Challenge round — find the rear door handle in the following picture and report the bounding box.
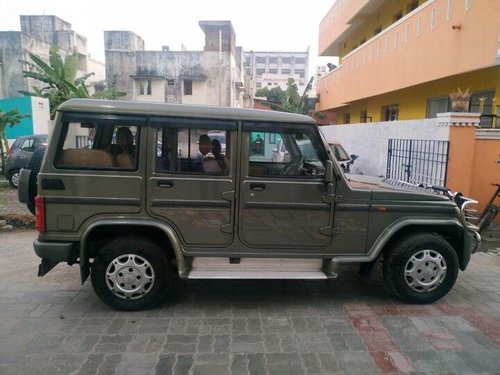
[250,183,266,191]
[157,180,174,188]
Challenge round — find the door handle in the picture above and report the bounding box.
[157,180,174,188]
[250,183,266,191]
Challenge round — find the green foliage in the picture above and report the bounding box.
[20,46,125,118]
[260,77,324,120]
[0,108,30,172]
[255,86,286,102]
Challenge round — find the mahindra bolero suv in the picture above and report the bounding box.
[18,99,481,311]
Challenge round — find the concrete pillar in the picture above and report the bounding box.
[437,112,480,195]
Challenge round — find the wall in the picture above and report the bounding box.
[320,117,447,176]
[317,0,500,112]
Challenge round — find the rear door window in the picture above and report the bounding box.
[55,113,145,170]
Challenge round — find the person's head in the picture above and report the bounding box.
[211,139,222,157]
[116,127,134,148]
[198,134,212,155]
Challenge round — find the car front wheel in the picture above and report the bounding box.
[383,233,459,304]
[91,236,172,311]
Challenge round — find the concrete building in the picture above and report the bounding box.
[317,0,500,126]
[0,15,105,99]
[104,21,247,108]
[244,49,310,100]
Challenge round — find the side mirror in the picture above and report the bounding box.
[350,154,359,161]
[325,160,334,183]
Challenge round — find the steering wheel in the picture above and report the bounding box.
[282,155,305,176]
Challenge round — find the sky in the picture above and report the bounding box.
[2,0,337,73]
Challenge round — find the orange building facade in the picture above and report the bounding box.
[317,0,500,125]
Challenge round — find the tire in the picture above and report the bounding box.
[25,147,46,215]
[91,236,172,311]
[383,233,459,304]
[8,169,20,189]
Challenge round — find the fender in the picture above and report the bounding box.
[80,218,187,283]
[332,217,466,263]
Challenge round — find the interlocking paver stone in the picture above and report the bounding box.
[1,229,500,374]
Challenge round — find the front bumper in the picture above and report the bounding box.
[461,229,481,270]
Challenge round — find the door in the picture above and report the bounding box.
[147,117,237,247]
[238,122,334,250]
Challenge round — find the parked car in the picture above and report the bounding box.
[19,99,481,311]
[5,134,48,188]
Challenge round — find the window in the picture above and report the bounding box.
[256,82,262,88]
[20,138,36,152]
[256,68,265,76]
[281,68,291,74]
[282,57,292,64]
[360,110,368,123]
[268,57,278,64]
[153,118,235,175]
[295,57,306,64]
[427,97,450,118]
[295,69,305,78]
[167,79,175,86]
[256,56,266,64]
[55,114,142,170]
[470,90,495,127]
[269,69,278,74]
[183,80,193,95]
[245,126,326,178]
[138,80,152,96]
[382,104,399,121]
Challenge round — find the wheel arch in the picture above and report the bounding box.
[80,219,187,284]
[375,219,468,270]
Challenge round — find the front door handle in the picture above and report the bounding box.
[250,183,266,191]
[157,180,174,188]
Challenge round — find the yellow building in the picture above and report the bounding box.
[317,0,500,126]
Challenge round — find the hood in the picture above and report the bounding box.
[345,175,450,202]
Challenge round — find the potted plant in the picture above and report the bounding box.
[449,88,471,112]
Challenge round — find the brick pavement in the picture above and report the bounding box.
[0,230,499,374]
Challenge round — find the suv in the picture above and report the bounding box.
[19,99,481,311]
[5,134,48,188]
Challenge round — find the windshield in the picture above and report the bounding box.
[329,143,350,161]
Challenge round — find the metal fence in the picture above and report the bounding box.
[386,139,450,187]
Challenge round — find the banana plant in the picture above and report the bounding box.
[0,108,30,172]
[261,76,325,120]
[20,46,125,118]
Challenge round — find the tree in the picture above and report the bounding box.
[20,46,125,118]
[260,77,324,120]
[0,108,30,173]
[255,86,286,102]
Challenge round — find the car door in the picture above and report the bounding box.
[147,117,237,248]
[238,122,335,251]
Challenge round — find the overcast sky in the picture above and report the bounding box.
[2,0,336,72]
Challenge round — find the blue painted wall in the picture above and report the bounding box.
[0,97,34,139]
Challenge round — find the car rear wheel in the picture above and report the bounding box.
[91,236,172,311]
[8,169,20,188]
[383,233,459,304]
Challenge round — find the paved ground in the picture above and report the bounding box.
[0,230,500,375]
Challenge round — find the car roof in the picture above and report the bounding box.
[58,99,316,124]
[17,134,48,140]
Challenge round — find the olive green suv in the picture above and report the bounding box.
[18,99,481,311]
